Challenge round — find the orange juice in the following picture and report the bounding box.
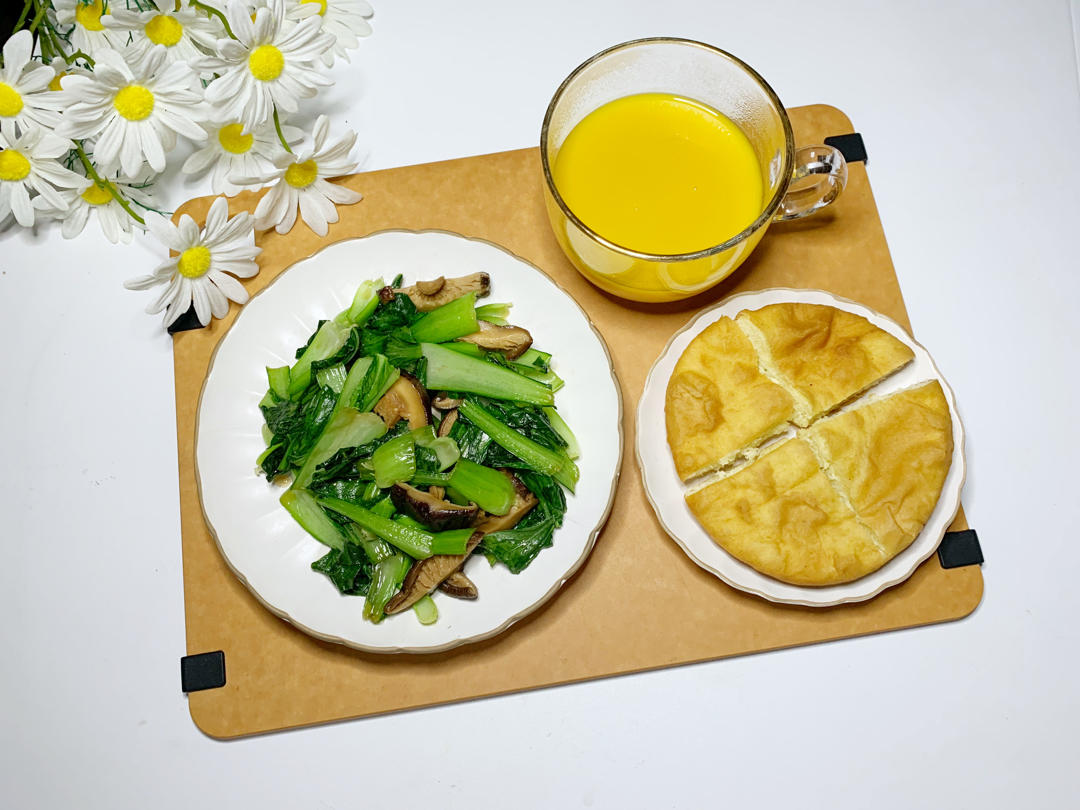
[551,93,764,256]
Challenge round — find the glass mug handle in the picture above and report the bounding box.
[774,145,848,221]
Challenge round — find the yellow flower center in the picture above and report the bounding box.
[49,72,67,92]
[248,45,285,82]
[302,0,329,15]
[81,182,114,206]
[285,159,318,188]
[114,85,155,121]
[0,149,31,182]
[145,14,184,47]
[177,245,213,279]
[75,0,106,32]
[0,83,24,117]
[217,123,254,154]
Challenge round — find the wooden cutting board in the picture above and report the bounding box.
[172,104,982,738]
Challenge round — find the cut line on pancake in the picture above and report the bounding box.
[682,367,931,497]
[735,304,916,428]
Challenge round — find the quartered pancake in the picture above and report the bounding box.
[685,437,887,586]
[736,303,915,425]
[665,316,795,482]
[806,380,953,559]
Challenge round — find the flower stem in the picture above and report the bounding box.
[73,142,147,227]
[64,49,95,67]
[190,1,235,39]
[13,0,34,33]
[273,107,293,154]
[28,1,48,34]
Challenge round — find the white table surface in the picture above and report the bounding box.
[3,1,1079,807]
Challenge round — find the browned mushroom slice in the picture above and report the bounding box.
[373,372,430,429]
[393,272,491,311]
[390,482,478,531]
[432,394,464,411]
[474,470,538,533]
[458,320,534,360]
[384,531,484,615]
[438,570,478,599]
[436,408,458,438]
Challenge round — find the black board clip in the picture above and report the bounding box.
[938,529,984,569]
[181,650,226,693]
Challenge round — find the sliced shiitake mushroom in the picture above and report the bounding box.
[432,394,464,411]
[438,570,478,600]
[384,531,484,615]
[436,408,458,438]
[390,482,478,531]
[374,372,430,429]
[458,320,533,360]
[474,470,538,533]
[393,272,491,311]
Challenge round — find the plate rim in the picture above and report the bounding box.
[635,286,967,607]
[193,228,624,654]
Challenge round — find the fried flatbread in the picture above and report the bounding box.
[685,438,887,586]
[665,316,795,482]
[737,303,914,425]
[806,380,953,558]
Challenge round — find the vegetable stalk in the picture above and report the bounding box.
[422,342,554,406]
[410,292,478,343]
[447,458,516,515]
[458,399,578,491]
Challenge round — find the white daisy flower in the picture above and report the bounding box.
[59,45,207,177]
[182,117,302,197]
[125,196,262,328]
[34,174,158,244]
[235,114,362,236]
[48,63,93,94]
[286,0,374,65]
[52,0,121,58]
[0,126,88,227]
[0,31,64,138]
[192,0,334,128]
[102,6,221,71]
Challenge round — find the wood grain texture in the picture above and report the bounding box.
[172,105,982,738]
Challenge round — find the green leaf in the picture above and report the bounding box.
[480,517,559,574]
[457,399,578,491]
[289,319,352,398]
[311,543,372,595]
[371,431,416,488]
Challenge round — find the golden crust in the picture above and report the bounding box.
[737,303,914,424]
[685,438,886,586]
[665,317,795,482]
[807,381,953,557]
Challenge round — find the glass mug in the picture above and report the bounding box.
[541,38,848,303]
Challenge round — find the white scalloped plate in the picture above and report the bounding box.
[195,231,623,653]
[636,288,966,607]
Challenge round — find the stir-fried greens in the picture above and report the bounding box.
[257,273,579,624]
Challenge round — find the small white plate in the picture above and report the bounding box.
[636,288,966,607]
[196,230,623,653]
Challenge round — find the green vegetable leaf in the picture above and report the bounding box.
[310,326,360,372]
[480,516,560,574]
[367,290,422,333]
[311,543,373,595]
